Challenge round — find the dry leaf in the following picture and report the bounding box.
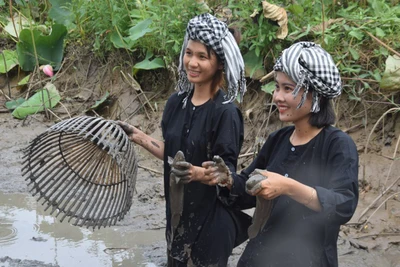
[261,1,288,39]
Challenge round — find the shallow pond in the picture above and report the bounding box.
[0,192,164,267]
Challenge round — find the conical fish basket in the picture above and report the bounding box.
[21,116,138,229]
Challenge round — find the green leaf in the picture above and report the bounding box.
[127,19,153,42]
[110,31,136,50]
[348,94,361,102]
[261,81,275,95]
[362,82,371,89]
[14,0,25,5]
[16,24,67,71]
[380,55,400,91]
[341,66,361,74]
[5,98,25,110]
[133,51,165,71]
[90,91,110,109]
[375,27,385,38]
[0,50,19,73]
[348,47,360,61]
[379,47,389,56]
[288,25,311,41]
[372,71,381,82]
[323,35,335,46]
[348,30,364,40]
[18,74,31,85]
[288,4,304,15]
[48,0,75,30]
[12,83,61,119]
[243,50,265,79]
[4,16,31,38]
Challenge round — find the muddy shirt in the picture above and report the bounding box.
[231,125,359,267]
[161,89,244,264]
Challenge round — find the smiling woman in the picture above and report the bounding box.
[117,13,250,267]
[205,41,359,267]
[183,40,223,101]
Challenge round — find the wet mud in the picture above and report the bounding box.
[0,112,400,266]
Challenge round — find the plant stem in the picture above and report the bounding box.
[9,0,19,40]
[28,2,50,119]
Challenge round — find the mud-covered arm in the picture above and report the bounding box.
[118,121,164,160]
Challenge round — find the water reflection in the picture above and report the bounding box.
[0,192,164,266]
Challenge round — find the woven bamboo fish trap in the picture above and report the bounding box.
[21,116,138,229]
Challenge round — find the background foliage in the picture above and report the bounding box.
[1,0,400,109]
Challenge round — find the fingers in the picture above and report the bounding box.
[213,155,222,163]
[246,182,263,195]
[174,161,192,169]
[171,167,191,177]
[116,121,135,135]
[201,170,220,186]
[171,161,193,184]
[250,168,268,177]
[203,166,218,177]
[205,176,220,186]
[213,155,229,170]
[202,161,215,168]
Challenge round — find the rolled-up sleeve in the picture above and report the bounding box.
[315,134,359,224]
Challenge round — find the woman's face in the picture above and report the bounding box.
[183,40,222,89]
[273,71,312,124]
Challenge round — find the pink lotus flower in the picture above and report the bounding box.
[40,65,54,77]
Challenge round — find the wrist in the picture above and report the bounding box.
[283,177,294,196]
[192,166,204,181]
[132,130,145,143]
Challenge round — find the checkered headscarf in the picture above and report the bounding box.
[177,13,246,108]
[273,42,342,113]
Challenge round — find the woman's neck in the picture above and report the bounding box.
[290,123,323,146]
[192,86,216,106]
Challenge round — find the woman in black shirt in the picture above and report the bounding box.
[119,13,249,266]
[204,41,359,267]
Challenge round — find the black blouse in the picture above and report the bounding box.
[161,89,244,262]
[232,125,359,267]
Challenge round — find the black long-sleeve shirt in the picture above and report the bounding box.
[161,89,245,264]
[232,125,359,267]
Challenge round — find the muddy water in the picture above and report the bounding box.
[1,113,400,266]
[0,191,164,266]
[0,114,167,266]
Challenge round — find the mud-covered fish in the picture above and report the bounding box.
[167,150,186,241]
[246,169,274,239]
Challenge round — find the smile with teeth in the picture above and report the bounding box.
[277,105,289,113]
[188,70,200,77]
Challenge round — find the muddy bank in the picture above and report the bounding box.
[0,111,399,266]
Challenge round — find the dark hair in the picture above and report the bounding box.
[208,26,241,97]
[205,45,224,96]
[309,95,336,128]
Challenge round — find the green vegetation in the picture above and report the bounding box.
[1,0,400,117]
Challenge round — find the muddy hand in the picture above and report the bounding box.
[116,121,140,142]
[169,151,193,184]
[171,161,193,184]
[212,156,233,187]
[246,169,268,195]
